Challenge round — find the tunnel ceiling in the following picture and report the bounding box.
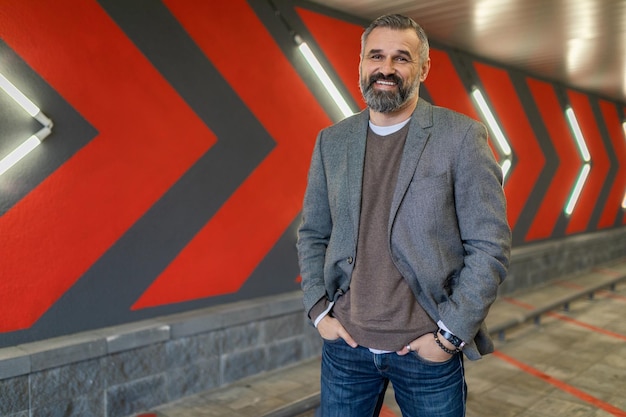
[306,0,626,104]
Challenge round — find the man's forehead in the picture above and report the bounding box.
[363,27,420,52]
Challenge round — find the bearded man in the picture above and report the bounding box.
[297,14,511,417]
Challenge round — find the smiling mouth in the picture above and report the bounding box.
[369,73,401,88]
[375,80,397,87]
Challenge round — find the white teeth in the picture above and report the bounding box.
[376,80,395,86]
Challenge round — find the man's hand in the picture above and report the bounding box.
[396,331,455,362]
[317,315,358,348]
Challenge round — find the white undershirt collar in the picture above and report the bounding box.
[369,117,411,136]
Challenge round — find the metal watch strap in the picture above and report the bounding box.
[438,328,464,349]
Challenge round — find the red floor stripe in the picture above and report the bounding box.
[554,281,589,290]
[502,297,626,341]
[501,297,539,310]
[493,351,626,416]
[595,264,626,278]
[379,404,399,417]
[552,313,626,340]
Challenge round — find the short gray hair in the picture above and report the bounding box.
[361,14,429,64]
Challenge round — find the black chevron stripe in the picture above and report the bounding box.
[13,0,277,342]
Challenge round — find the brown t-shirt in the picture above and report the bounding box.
[331,123,436,351]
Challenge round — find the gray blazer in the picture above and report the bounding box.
[297,99,511,360]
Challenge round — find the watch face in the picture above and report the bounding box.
[440,329,462,347]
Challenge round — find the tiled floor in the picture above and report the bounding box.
[150,260,626,417]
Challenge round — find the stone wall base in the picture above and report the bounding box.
[1,228,624,417]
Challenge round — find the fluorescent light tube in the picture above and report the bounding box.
[565,107,591,162]
[471,88,512,156]
[296,37,354,119]
[0,136,41,176]
[565,163,591,215]
[0,73,40,117]
[0,72,54,176]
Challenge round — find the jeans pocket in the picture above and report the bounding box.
[411,351,458,366]
[322,337,345,345]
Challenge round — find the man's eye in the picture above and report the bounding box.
[395,57,409,62]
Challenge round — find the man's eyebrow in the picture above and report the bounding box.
[366,48,413,57]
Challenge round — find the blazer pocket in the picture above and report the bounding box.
[405,172,451,219]
[395,172,457,272]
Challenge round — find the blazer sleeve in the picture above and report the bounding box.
[296,132,332,316]
[439,121,512,344]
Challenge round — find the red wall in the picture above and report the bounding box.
[0,0,624,346]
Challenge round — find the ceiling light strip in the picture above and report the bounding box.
[565,163,591,216]
[500,158,512,181]
[563,107,591,216]
[565,107,591,162]
[0,72,53,176]
[295,36,354,119]
[0,73,39,116]
[471,88,512,156]
[470,87,513,182]
[0,136,42,176]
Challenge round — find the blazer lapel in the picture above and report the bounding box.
[389,100,433,229]
[347,111,369,235]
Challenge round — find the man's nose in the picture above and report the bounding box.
[379,57,396,75]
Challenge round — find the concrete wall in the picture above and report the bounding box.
[1,228,624,417]
[501,228,626,295]
[0,294,321,417]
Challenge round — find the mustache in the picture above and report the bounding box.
[368,72,402,87]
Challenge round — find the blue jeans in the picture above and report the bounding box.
[320,338,466,417]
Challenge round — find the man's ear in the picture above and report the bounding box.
[419,57,431,82]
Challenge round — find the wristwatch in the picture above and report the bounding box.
[438,328,465,350]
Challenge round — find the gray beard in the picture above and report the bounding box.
[361,75,418,113]
[363,88,407,113]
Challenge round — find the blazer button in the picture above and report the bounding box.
[347,257,353,264]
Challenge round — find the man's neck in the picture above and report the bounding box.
[368,98,418,127]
